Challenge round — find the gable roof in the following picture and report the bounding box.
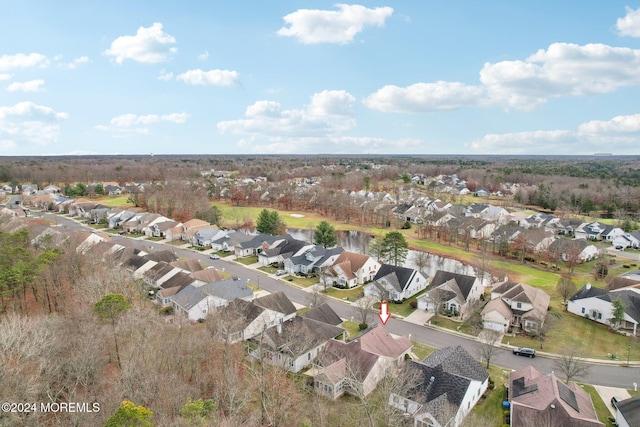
[617,395,640,427]
[569,283,607,302]
[422,345,489,383]
[255,316,343,355]
[430,270,477,300]
[331,251,373,274]
[509,365,603,427]
[200,277,253,301]
[356,324,412,359]
[254,291,297,316]
[373,263,418,293]
[300,302,343,326]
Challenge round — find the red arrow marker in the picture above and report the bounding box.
[378,301,390,325]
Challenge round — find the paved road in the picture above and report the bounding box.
[44,213,640,389]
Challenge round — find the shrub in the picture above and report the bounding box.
[160,306,173,315]
[359,323,368,330]
[409,300,418,309]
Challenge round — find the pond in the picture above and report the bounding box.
[286,228,493,285]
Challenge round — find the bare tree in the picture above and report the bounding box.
[537,311,561,350]
[307,284,325,308]
[477,329,502,369]
[425,287,451,319]
[556,275,576,307]
[554,346,591,383]
[410,250,430,274]
[354,296,376,327]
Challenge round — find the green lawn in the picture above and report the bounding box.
[505,304,640,360]
[374,289,428,317]
[341,320,362,340]
[322,286,364,302]
[94,195,133,207]
[235,255,258,265]
[581,384,617,427]
[411,340,436,360]
[258,265,278,274]
[471,364,511,427]
[282,275,318,288]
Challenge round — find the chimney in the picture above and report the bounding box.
[277,323,282,334]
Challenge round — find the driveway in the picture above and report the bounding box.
[594,385,631,417]
[404,308,433,326]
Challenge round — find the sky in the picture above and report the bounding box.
[2,1,640,156]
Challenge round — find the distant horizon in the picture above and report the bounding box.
[2,2,640,156]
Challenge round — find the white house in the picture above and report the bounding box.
[417,271,483,316]
[390,345,489,427]
[481,281,550,333]
[364,264,428,302]
[324,251,380,289]
[567,283,640,336]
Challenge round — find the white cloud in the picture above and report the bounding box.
[158,69,173,80]
[471,113,640,154]
[0,74,11,81]
[481,43,640,109]
[0,53,49,71]
[59,56,90,69]
[277,4,393,44]
[617,7,640,37]
[0,102,68,150]
[97,112,188,137]
[176,69,239,86]
[241,135,421,155]
[578,113,640,135]
[363,81,485,113]
[218,89,356,137]
[110,112,189,127]
[104,22,177,64]
[7,79,45,92]
[198,50,209,60]
[366,42,640,113]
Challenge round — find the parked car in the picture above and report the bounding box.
[512,347,536,358]
[275,269,287,276]
[209,254,220,260]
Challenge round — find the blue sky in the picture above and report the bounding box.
[1,1,640,156]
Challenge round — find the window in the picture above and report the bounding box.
[516,302,522,309]
[598,312,602,320]
[581,307,586,314]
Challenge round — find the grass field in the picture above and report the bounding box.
[581,384,617,427]
[505,302,639,361]
[323,286,363,302]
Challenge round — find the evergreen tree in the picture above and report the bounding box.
[256,209,286,235]
[314,221,337,248]
[381,231,409,266]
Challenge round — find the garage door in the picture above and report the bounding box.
[483,321,505,332]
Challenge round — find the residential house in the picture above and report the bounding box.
[283,245,344,276]
[253,291,297,322]
[234,234,282,258]
[612,232,640,250]
[324,251,380,289]
[567,283,640,335]
[364,263,428,302]
[313,325,412,399]
[220,298,286,343]
[180,218,211,242]
[211,231,253,252]
[150,220,181,238]
[509,366,603,427]
[390,345,489,427]
[547,238,600,265]
[250,316,344,373]
[258,235,312,266]
[481,281,550,333]
[615,395,640,427]
[191,227,225,247]
[108,209,137,230]
[171,277,253,321]
[299,303,343,326]
[575,221,625,242]
[418,270,483,315]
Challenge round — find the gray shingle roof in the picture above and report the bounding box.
[430,270,477,300]
[200,277,253,301]
[300,303,343,326]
